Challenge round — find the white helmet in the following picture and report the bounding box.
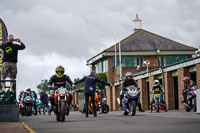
[153,80,159,86]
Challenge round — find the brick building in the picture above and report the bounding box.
[73,15,197,111]
[110,56,200,111]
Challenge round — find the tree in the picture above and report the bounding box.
[96,73,108,98]
[37,79,49,93]
[74,78,85,89]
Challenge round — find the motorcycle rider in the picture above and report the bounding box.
[18,90,24,113]
[120,72,145,112]
[31,90,38,115]
[22,88,35,111]
[18,90,24,103]
[149,80,167,113]
[182,76,190,103]
[48,65,73,113]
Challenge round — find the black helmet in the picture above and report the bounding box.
[26,88,31,93]
[125,72,133,78]
[56,65,65,77]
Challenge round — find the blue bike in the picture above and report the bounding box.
[122,85,140,116]
[184,86,197,112]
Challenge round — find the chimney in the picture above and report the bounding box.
[133,14,142,32]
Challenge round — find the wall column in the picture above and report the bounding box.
[178,67,189,109]
[164,72,173,110]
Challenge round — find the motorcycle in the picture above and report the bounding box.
[99,97,109,114]
[152,93,162,112]
[23,95,34,116]
[183,86,197,112]
[122,85,140,116]
[82,91,109,114]
[53,87,69,122]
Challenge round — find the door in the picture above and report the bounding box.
[173,76,179,110]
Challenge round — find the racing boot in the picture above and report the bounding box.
[94,111,97,117]
[149,105,153,113]
[138,102,145,112]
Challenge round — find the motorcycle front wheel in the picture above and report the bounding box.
[60,102,66,122]
[130,101,136,116]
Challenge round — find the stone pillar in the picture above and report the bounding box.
[164,72,173,110]
[72,92,75,105]
[196,64,200,88]
[75,91,79,105]
[106,87,112,111]
[138,78,148,110]
[112,86,120,111]
[178,67,189,109]
[107,56,114,83]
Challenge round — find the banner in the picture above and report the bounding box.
[0,18,8,72]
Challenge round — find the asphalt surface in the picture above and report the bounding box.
[20,110,200,133]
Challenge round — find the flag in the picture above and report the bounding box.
[0,18,8,72]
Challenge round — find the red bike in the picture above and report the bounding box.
[54,87,69,122]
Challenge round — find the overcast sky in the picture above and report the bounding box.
[0,0,200,95]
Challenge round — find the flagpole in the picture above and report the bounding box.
[115,37,117,68]
[119,40,122,79]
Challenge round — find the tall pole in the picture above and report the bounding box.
[115,38,117,68]
[119,41,122,79]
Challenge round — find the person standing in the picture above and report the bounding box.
[74,70,111,118]
[0,34,25,92]
[40,90,50,115]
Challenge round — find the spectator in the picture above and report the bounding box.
[0,34,25,92]
[40,90,50,115]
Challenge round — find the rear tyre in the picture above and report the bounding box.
[130,101,136,116]
[102,104,109,114]
[156,102,160,113]
[61,102,66,122]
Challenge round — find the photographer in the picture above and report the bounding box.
[0,34,25,92]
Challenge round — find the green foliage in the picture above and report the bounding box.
[74,78,85,89]
[96,73,107,90]
[96,73,108,98]
[37,79,49,93]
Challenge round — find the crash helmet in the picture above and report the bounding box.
[183,76,190,84]
[153,80,160,86]
[125,72,133,78]
[55,65,65,78]
[20,90,24,95]
[189,80,195,86]
[26,88,31,93]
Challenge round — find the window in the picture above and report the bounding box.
[103,59,108,72]
[112,56,134,68]
[94,59,108,73]
[166,55,187,66]
[136,57,144,67]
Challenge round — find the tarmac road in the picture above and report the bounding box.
[20,110,200,133]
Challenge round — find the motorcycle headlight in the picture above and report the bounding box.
[128,90,137,96]
[58,88,66,95]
